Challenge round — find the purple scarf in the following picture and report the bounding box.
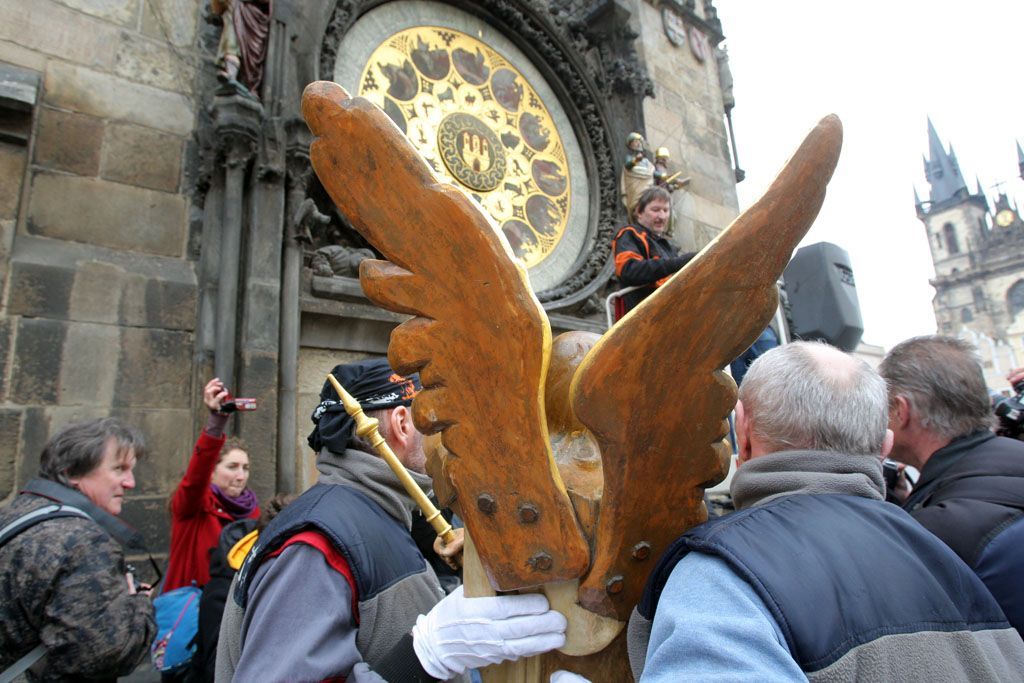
[210,484,259,520]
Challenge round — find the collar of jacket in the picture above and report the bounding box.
[730,449,885,511]
[21,478,147,550]
[904,430,994,511]
[315,447,433,530]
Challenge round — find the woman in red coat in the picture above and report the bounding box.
[163,378,260,591]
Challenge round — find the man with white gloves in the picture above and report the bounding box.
[216,360,566,681]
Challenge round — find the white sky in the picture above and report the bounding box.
[714,1,1024,350]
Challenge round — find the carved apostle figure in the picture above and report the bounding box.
[211,0,272,98]
[620,132,654,217]
[654,147,690,193]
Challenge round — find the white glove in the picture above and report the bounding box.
[551,671,592,683]
[412,585,567,679]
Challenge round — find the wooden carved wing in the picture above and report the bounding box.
[572,115,844,619]
[302,82,590,590]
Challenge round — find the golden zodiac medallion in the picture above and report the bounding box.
[359,27,572,268]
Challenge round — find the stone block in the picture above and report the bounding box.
[0,318,11,401]
[11,318,67,404]
[55,0,139,27]
[102,122,183,193]
[7,260,74,320]
[119,270,198,331]
[27,172,187,257]
[691,193,738,229]
[0,39,48,72]
[33,108,103,176]
[141,0,200,47]
[114,30,197,94]
[59,322,120,406]
[43,61,194,136]
[10,235,198,329]
[0,409,20,500]
[115,327,193,408]
[119,495,171,555]
[0,1,118,70]
[0,219,12,295]
[0,143,27,220]
[113,407,193,495]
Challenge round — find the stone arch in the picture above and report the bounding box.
[943,222,960,254]
[1008,279,1024,319]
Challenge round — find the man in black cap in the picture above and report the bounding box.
[216,359,567,682]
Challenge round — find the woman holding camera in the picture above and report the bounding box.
[163,378,260,592]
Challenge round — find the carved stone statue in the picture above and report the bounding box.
[310,244,375,278]
[653,147,690,193]
[210,0,272,98]
[619,132,654,217]
[715,45,735,112]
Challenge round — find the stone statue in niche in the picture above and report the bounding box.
[620,131,654,217]
[715,45,735,112]
[653,147,691,193]
[210,0,272,98]
[311,245,375,278]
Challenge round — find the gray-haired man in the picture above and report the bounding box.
[627,342,1024,681]
[880,335,1024,638]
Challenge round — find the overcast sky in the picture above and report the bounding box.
[714,1,1024,350]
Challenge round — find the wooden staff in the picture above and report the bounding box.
[325,373,457,547]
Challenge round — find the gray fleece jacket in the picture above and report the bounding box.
[216,447,454,682]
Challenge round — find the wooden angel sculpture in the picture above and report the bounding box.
[302,81,842,681]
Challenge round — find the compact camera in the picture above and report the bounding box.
[882,460,901,491]
[994,379,1024,440]
[219,393,258,413]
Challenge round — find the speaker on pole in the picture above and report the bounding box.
[782,242,864,352]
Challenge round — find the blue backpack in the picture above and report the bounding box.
[151,583,201,674]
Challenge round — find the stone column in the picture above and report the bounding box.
[277,148,311,493]
[211,95,261,389]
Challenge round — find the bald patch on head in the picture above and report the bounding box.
[803,343,861,389]
[738,341,890,456]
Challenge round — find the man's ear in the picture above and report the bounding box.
[890,395,912,430]
[735,400,753,466]
[389,405,415,451]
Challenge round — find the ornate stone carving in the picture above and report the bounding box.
[319,0,651,309]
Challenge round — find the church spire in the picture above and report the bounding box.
[923,118,967,204]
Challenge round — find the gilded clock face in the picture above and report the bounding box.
[359,27,572,269]
[996,209,1015,228]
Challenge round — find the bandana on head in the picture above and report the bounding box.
[307,358,421,454]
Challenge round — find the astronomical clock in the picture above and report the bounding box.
[332,2,591,294]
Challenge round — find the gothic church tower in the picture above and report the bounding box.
[915,121,1024,374]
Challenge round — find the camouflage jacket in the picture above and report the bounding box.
[0,492,156,682]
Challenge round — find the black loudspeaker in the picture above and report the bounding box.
[782,242,864,352]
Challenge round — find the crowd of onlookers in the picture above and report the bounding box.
[1,337,1023,682]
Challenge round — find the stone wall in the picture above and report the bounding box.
[0,0,741,565]
[0,0,204,560]
[631,0,739,251]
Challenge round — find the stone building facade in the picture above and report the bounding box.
[0,0,739,559]
[915,120,1024,387]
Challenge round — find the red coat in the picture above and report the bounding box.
[163,431,259,591]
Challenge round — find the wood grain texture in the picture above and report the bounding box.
[572,115,844,619]
[302,81,589,590]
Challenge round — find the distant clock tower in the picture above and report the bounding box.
[915,121,1024,381]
